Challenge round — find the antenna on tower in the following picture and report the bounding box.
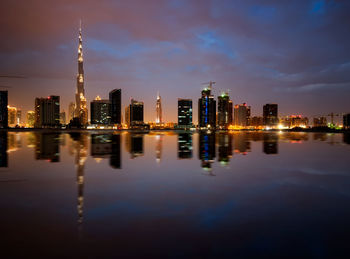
[79,19,82,31]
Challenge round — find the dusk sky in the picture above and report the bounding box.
[1,0,349,123]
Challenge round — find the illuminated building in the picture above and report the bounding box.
[60,111,66,125]
[90,96,111,125]
[126,99,145,129]
[344,114,350,130]
[280,115,309,128]
[16,109,21,126]
[198,83,216,128]
[35,133,60,162]
[178,133,192,159]
[156,92,162,124]
[0,91,8,128]
[234,103,250,127]
[218,133,232,165]
[250,116,263,128]
[34,96,60,128]
[199,132,216,170]
[68,102,75,122]
[74,22,88,125]
[109,89,121,125]
[217,93,233,128]
[263,134,278,154]
[0,132,8,167]
[263,104,278,127]
[313,117,327,127]
[26,111,35,128]
[178,99,192,128]
[8,106,17,127]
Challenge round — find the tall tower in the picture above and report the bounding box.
[156,92,162,124]
[75,21,88,125]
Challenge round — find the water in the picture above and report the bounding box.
[1,131,350,258]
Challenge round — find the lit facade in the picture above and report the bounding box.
[90,97,111,125]
[178,99,192,128]
[26,111,35,128]
[34,96,60,128]
[217,93,233,128]
[234,103,250,127]
[156,92,162,124]
[198,88,216,128]
[8,106,17,127]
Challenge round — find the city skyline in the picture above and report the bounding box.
[1,1,350,123]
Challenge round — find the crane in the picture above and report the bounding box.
[327,112,341,126]
[202,81,216,90]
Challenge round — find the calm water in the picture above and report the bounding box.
[1,131,350,258]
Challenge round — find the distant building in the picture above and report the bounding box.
[313,117,327,127]
[34,96,60,128]
[344,113,350,130]
[26,111,35,128]
[109,89,121,125]
[156,92,162,124]
[8,106,17,127]
[16,110,22,126]
[250,116,263,128]
[125,99,144,128]
[90,96,111,125]
[60,111,66,125]
[0,91,8,128]
[217,93,233,128]
[280,115,308,128]
[178,99,192,128]
[198,87,216,128]
[68,102,75,122]
[234,103,250,127]
[263,104,278,127]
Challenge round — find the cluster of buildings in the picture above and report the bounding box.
[0,25,349,131]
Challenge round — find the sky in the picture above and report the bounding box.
[0,0,350,123]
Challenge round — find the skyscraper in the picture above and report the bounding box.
[90,96,111,125]
[178,99,192,128]
[0,91,8,128]
[198,84,216,128]
[156,92,162,124]
[234,103,250,127]
[217,92,233,128]
[263,104,278,127]
[74,22,88,125]
[126,99,144,128]
[68,102,75,122]
[8,106,17,127]
[34,96,60,128]
[109,89,121,125]
[26,111,35,128]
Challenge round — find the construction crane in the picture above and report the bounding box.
[327,112,341,126]
[202,81,216,90]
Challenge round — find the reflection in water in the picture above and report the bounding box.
[233,133,251,154]
[263,133,279,154]
[69,132,88,224]
[110,134,121,169]
[199,132,216,172]
[125,133,144,159]
[35,133,60,162]
[91,134,112,159]
[313,133,327,142]
[178,133,193,159]
[217,133,233,166]
[344,133,350,145]
[280,132,309,143]
[155,135,162,163]
[0,131,7,167]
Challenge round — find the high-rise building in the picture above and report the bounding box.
[126,99,144,128]
[313,117,327,127]
[263,104,278,127]
[217,93,233,128]
[91,96,111,125]
[16,110,22,126]
[109,89,121,125]
[156,92,162,124]
[68,102,75,122]
[34,96,60,128]
[60,111,66,125]
[178,99,192,128]
[8,106,17,127]
[74,23,88,125]
[26,111,35,128]
[0,91,8,128]
[344,113,350,130]
[234,103,250,127]
[198,85,216,128]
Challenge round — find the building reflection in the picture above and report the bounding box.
[155,135,162,163]
[217,133,233,166]
[90,134,122,169]
[0,131,8,167]
[199,132,216,172]
[313,133,327,142]
[125,133,144,159]
[110,134,121,169]
[178,133,193,159]
[69,132,88,224]
[263,133,279,154]
[343,133,350,145]
[233,133,251,154]
[8,133,21,152]
[280,132,309,143]
[35,133,60,162]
